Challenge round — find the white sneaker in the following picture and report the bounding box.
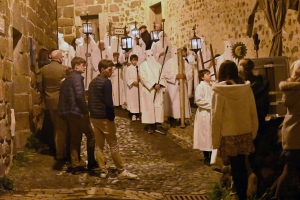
[100,170,108,179]
[118,170,137,179]
[132,115,137,121]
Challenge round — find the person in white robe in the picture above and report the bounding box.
[75,34,97,89]
[139,50,166,135]
[58,32,74,67]
[151,31,172,65]
[193,69,213,165]
[163,47,192,127]
[126,54,141,121]
[91,40,113,79]
[182,47,197,98]
[111,52,125,107]
[120,36,146,110]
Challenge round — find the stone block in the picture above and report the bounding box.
[110,4,119,12]
[112,16,119,22]
[14,94,30,113]
[114,0,123,3]
[15,113,29,132]
[57,0,74,7]
[0,104,5,119]
[64,35,75,45]
[97,0,105,4]
[75,0,85,6]
[4,82,13,105]
[130,1,141,8]
[3,60,13,81]
[87,5,102,15]
[13,75,30,95]
[31,88,41,105]
[15,130,29,151]
[64,26,73,35]
[0,80,4,102]
[63,7,74,18]
[58,18,74,27]
[86,0,94,5]
[14,53,30,76]
[0,60,3,80]
[32,105,43,118]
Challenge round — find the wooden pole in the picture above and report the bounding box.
[199,48,205,70]
[177,48,186,128]
[210,44,217,80]
[136,66,141,116]
[85,34,89,88]
[162,19,165,48]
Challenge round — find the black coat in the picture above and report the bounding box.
[58,71,88,118]
[140,30,153,50]
[88,74,115,121]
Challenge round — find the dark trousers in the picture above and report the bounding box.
[67,115,96,168]
[229,154,248,200]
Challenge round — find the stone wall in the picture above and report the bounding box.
[0,0,57,176]
[57,0,146,44]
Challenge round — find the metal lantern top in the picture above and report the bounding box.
[82,14,93,35]
[131,21,140,39]
[121,25,133,52]
[150,22,160,42]
[189,25,202,53]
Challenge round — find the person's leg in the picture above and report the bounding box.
[102,120,124,172]
[274,164,298,198]
[229,154,248,200]
[90,118,107,172]
[49,110,68,159]
[67,116,84,168]
[81,116,96,167]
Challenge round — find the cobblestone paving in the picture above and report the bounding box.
[0,108,222,199]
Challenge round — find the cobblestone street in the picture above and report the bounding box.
[0,108,222,199]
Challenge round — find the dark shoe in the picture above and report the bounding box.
[148,127,154,134]
[72,166,88,175]
[155,127,166,135]
[88,161,99,170]
[204,158,211,166]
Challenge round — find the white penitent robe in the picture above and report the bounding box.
[151,32,172,65]
[139,57,165,124]
[91,48,113,79]
[126,64,141,114]
[193,81,213,151]
[111,61,125,106]
[76,41,97,89]
[183,55,196,98]
[163,57,192,119]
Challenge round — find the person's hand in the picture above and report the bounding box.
[159,52,165,57]
[85,53,91,57]
[133,81,139,86]
[176,73,186,80]
[127,61,131,66]
[137,75,140,81]
[154,84,160,90]
[194,54,198,61]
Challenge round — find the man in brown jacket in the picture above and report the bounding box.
[41,50,69,160]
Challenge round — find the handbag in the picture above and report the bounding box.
[210,149,223,166]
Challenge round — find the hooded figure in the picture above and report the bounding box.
[75,34,97,89]
[91,40,113,79]
[151,31,172,65]
[163,47,192,120]
[58,32,74,67]
[139,50,166,134]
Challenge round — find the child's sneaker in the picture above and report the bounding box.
[132,115,137,121]
[118,170,137,179]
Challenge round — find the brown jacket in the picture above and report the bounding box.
[41,61,69,110]
[279,81,300,149]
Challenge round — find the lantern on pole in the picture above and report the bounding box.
[131,21,140,39]
[150,22,160,42]
[121,25,133,52]
[189,25,204,69]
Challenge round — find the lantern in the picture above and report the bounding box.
[150,22,160,42]
[121,25,133,52]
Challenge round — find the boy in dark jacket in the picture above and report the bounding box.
[88,59,137,179]
[58,57,97,174]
